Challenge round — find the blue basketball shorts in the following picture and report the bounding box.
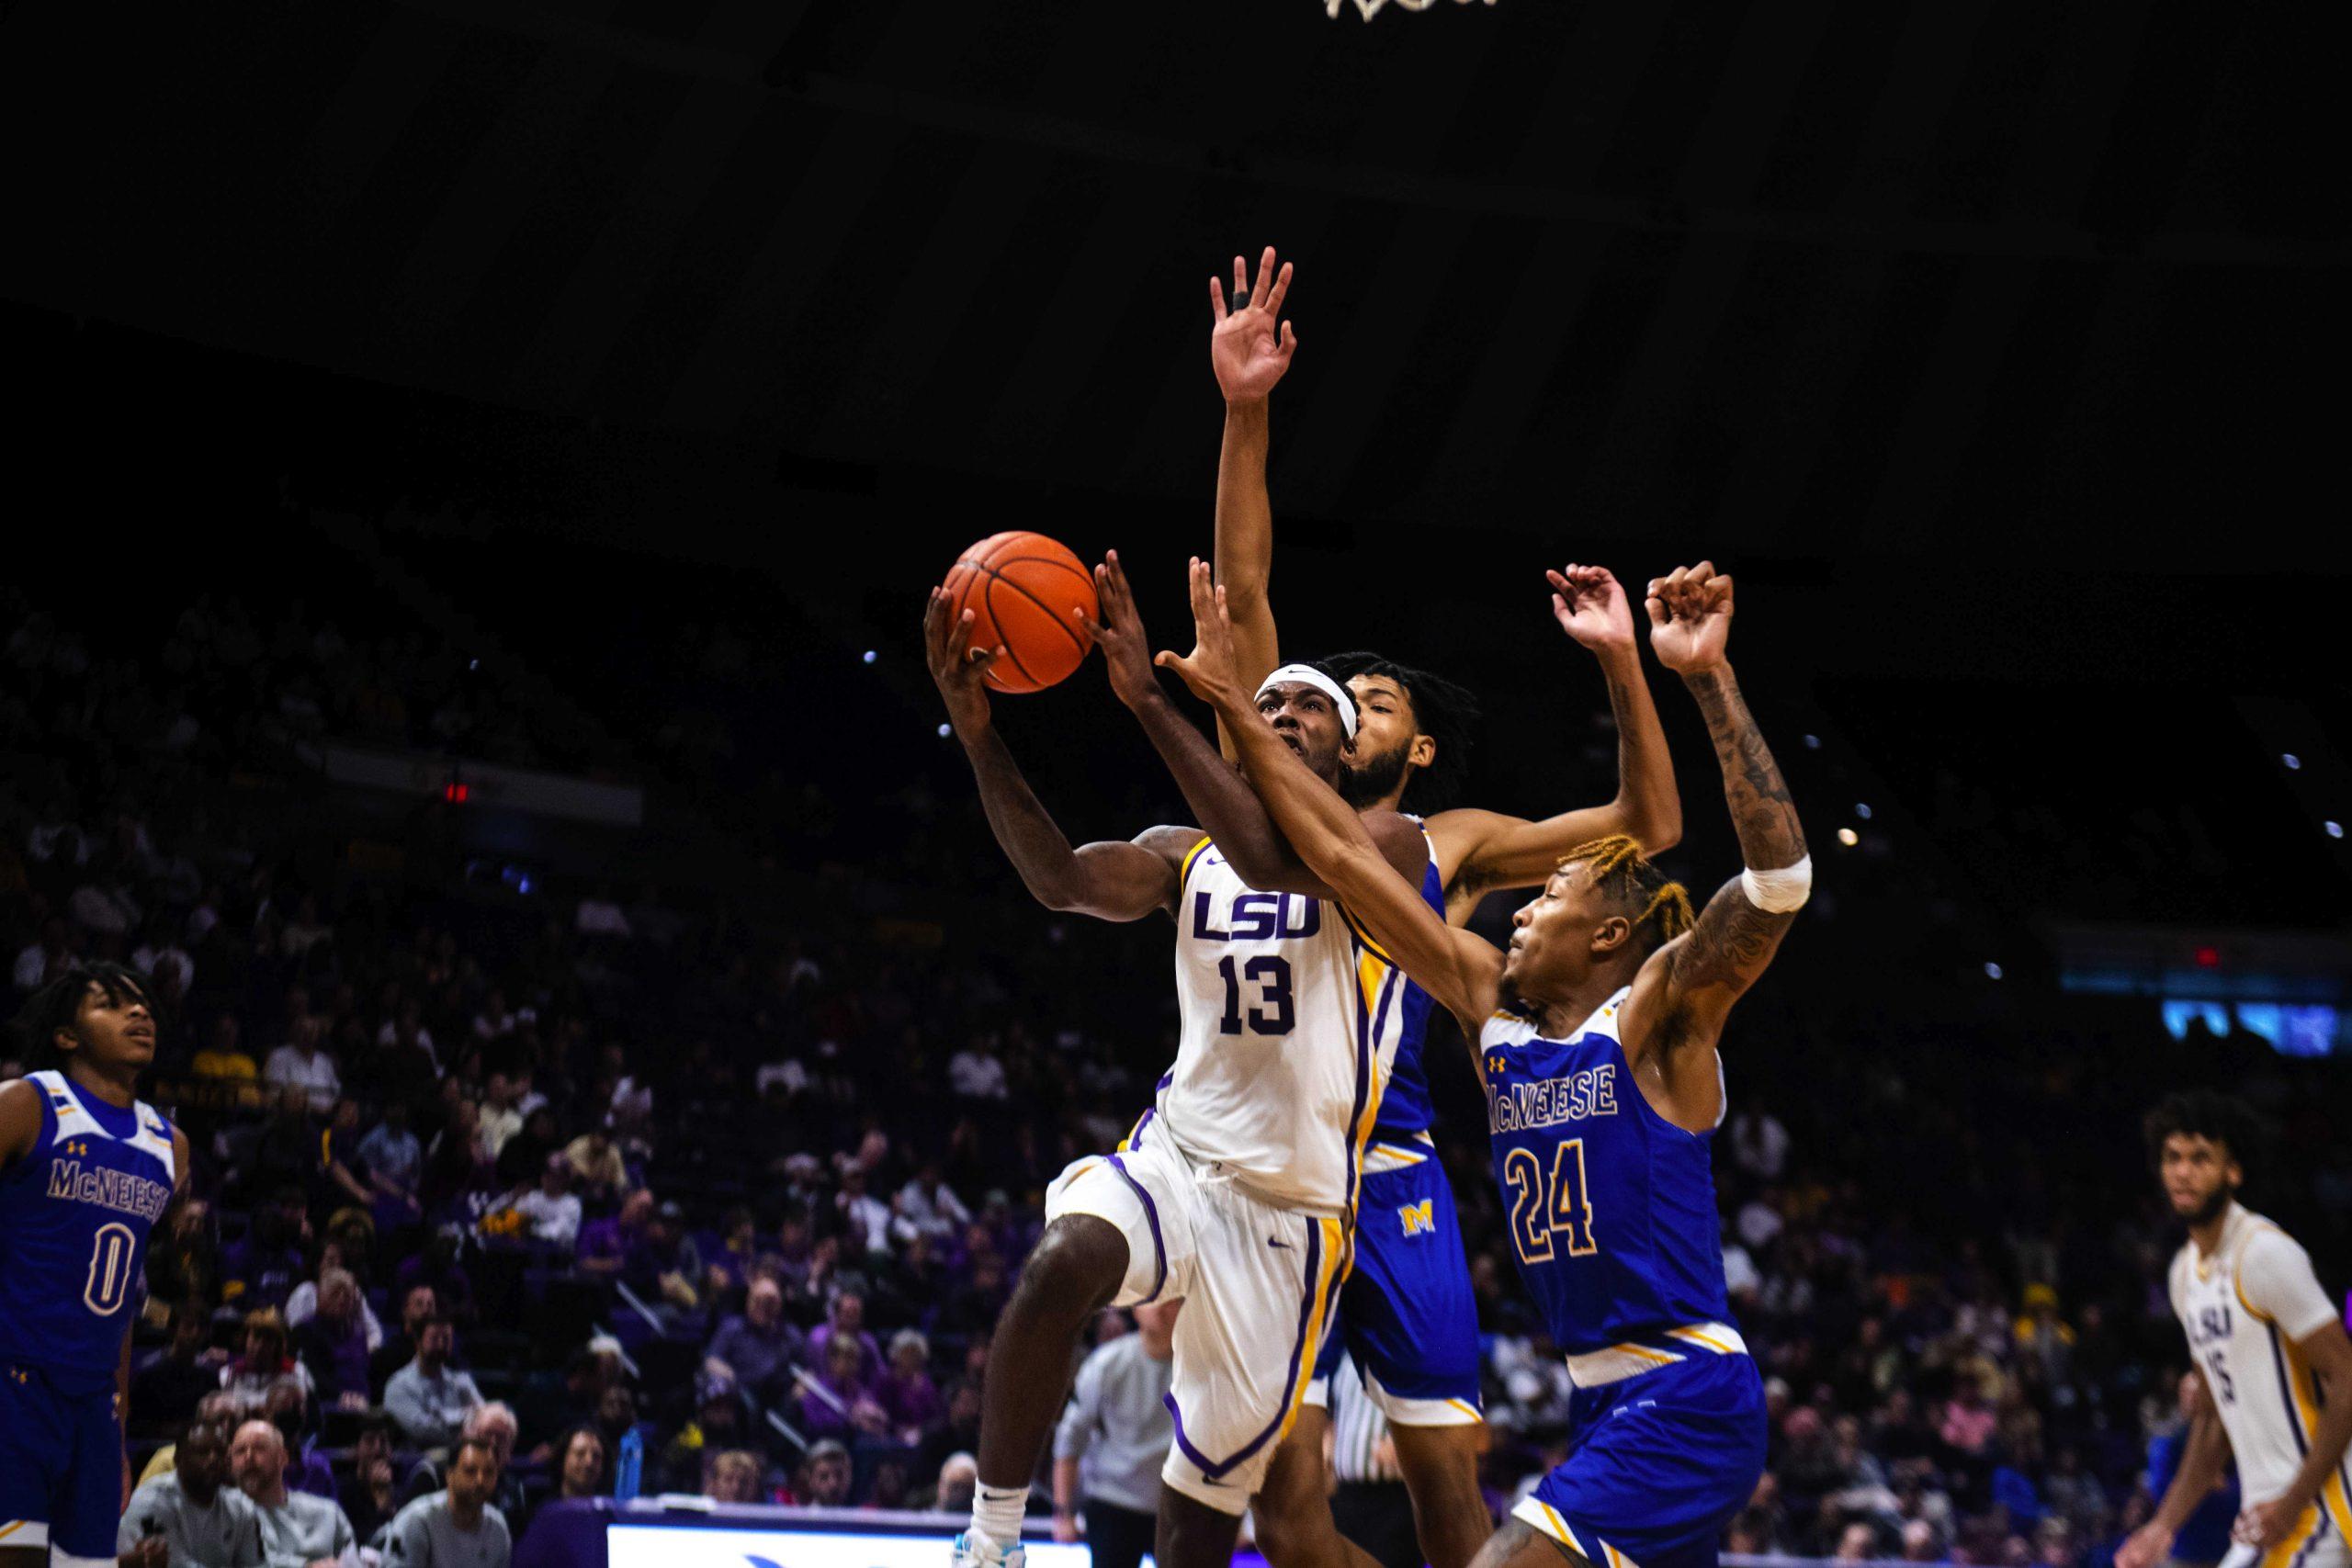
[1512,1350,1767,1568]
[0,1358,125,1562]
[1306,1134,1483,1425]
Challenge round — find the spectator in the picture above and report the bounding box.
[221,1308,315,1409]
[372,1284,440,1396]
[229,1417,358,1567]
[492,1106,560,1190]
[946,1036,1009,1100]
[512,1427,611,1568]
[263,1016,341,1112]
[928,1451,979,1516]
[807,1287,883,1382]
[1051,1302,1180,1568]
[660,1372,755,1493]
[384,1317,485,1449]
[703,1276,805,1406]
[357,1101,424,1205]
[293,1267,375,1410]
[835,1165,891,1256]
[561,1124,629,1205]
[795,1439,854,1508]
[475,1072,523,1162]
[133,1299,231,1438]
[119,1418,266,1567]
[407,1404,528,1525]
[878,1328,943,1438]
[893,1161,972,1244]
[578,1189,656,1278]
[2143,1371,2238,1568]
[512,1155,583,1250]
[706,1450,767,1504]
[341,1418,403,1546]
[381,1436,512,1568]
[285,1246,385,1347]
[194,1013,261,1082]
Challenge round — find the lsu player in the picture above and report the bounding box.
[927,554,1429,1568]
[2,963,190,1568]
[1205,246,1682,1568]
[1165,558,1803,1568]
[2119,1092,2352,1568]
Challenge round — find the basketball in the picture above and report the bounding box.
[940,531,1098,694]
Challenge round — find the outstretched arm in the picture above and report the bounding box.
[1090,553,1425,900]
[1206,247,1297,758]
[1621,564,1807,1080]
[1429,565,1682,923]
[1161,560,1504,1032]
[923,588,1183,921]
[2119,1376,2232,1568]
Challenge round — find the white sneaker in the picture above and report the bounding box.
[951,1530,1027,1568]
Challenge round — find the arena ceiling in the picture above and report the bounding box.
[3,0,2344,575]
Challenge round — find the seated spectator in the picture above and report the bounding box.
[392,1233,477,1325]
[119,1418,266,1567]
[892,1161,971,1244]
[263,1378,340,1500]
[512,1154,583,1250]
[877,1328,943,1440]
[807,1287,883,1382]
[262,1016,341,1112]
[834,1165,891,1256]
[799,1333,890,1443]
[384,1316,485,1449]
[578,1189,656,1278]
[659,1371,755,1493]
[704,1276,804,1406]
[220,1308,315,1409]
[791,1439,854,1509]
[373,1283,440,1397]
[492,1106,560,1190]
[229,1417,357,1567]
[192,1013,260,1082]
[420,1099,490,1214]
[562,1124,631,1207]
[914,1450,978,1516]
[285,1241,385,1345]
[706,1450,768,1504]
[406,1402,528,1523]
[381,1437,513,1567]
[340,1417,403,1547]
[132,1299,230,1438]
[476,1072,524,1162]
[292,1267,375,1410]
[221,1189,309,1309]
[512,1427,612,1568]
[358,1100,425,1223]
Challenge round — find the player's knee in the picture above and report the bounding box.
[1010,1214,1125,1320]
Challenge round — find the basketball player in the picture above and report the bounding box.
[2117,1093,2352,1568]
[2,963,191,1568]
[927,555,1430,1568]
[1163,558,1801,1568]
[1207,246,1682,1568]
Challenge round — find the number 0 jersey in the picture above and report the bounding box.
[1478,992,1733,1355]
[1152,837,1416,1218]
[2168,1202,2351,1514]
[0,1069,176,1387]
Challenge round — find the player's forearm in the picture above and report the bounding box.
[956,724,1093,909]
[1215,400,1273,611]
[1128,690,1297,881]
[1052,1456,1080,1515]
[2153,1408,2229,1530]
[1600,644,1680,852]
[1682,664,1804,871]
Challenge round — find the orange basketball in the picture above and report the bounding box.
[940,531,1098,694]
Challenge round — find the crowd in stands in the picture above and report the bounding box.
[4,576,2347,1568]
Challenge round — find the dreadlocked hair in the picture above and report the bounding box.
[1558,835,1694,950]
[11,961,153,1072]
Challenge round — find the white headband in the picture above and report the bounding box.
[1255,664,1358,739]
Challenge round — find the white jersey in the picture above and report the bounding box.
[1150,836,1407,1217]
[2168,1203,2349,1512]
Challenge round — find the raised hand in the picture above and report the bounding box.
[1155,557,1246,709]
[1548,563,1636,652]
[1084,551,1165,711]
[1209,246,1298,404]
[923,587,1001,734]
[1645,560,1735,675]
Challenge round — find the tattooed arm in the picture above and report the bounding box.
[1618,564,1805,1126]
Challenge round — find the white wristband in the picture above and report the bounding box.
[1741,856,1813,912]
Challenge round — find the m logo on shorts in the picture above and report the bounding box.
[1398,1200,1435,1237]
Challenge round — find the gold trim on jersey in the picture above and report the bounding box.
[1179,836,1215,892]
[1337,903,1397,967]
[2281,1337,2352,1542]
[2257,1503,2322,1568]
[1277,1218,1350,1446]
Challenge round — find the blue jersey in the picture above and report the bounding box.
[0,1069,176,1386]
[1476,991,1730,1354]
[1368,837,1447,1139]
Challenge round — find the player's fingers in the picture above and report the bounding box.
[1712,574,1735,608]
[1263,258,1293,318]
[1645,592,1670,627]
[1210,276,1227,322]
[1552,592,1570,618]
[1233,254,1249,302]
[1278,320,1297,358]
[1690,558,1715,582]
[1254,245,1276,300]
